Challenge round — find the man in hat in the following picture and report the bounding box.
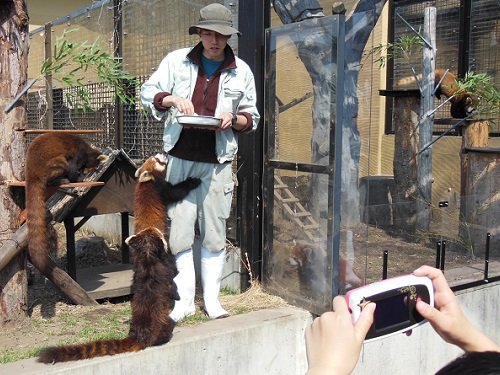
[141,3,260,321]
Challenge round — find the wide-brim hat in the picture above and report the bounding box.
[188,3,241,36]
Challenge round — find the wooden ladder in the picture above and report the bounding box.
[274,175,321,242]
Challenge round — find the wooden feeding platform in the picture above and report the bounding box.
[6,181,105,188]
[76,263,133,300]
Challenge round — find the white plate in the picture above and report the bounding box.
[176,115,221,128]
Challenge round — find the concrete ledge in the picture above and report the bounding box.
[3,282,500,375]
[1,307,311,375]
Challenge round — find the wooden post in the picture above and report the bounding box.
[389,92,420,231]
[64,218,77,280]
[460,144,498,255]
[121,212,130,264]
[460,119,489,220]
[416,7,436,232]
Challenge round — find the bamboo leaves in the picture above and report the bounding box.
[41,29,136,111]
[367,35,423,68]
[457,71,500,120]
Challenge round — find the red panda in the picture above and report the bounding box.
[289,241,362,297]
[38,226,179,363]
[396,69,479,118]
[133,153,200,233]
[25,133,106,274]
[434,69,479,118]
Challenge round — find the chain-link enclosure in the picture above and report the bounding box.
[23,2,499,304]
[26,0,239,241]
[26,0,236,159]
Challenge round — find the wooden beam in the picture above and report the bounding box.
[17,129,104,134]
[4,181,105,188]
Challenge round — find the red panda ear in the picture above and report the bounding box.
[137,170,154,182]
[154,153,168,165]
[125,234,136,246]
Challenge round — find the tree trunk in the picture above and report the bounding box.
[0,0,30,324]
[392,94,420,231]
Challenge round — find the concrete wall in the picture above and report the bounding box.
[2,281,499,375]
[0,308,310,375]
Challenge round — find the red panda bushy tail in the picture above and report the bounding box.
[38,337,146,363]
[25,173,53,274]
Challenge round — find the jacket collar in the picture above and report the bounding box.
[187,42,237,71]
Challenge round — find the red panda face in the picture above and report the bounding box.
[125,226,169,258]
[450,93,479,118]
[135,153,168,181]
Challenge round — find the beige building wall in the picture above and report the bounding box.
[27,0,93,31]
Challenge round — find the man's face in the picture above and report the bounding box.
[199,29,230,61]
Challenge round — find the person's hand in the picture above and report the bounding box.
[413,265,500,353]
[218,112,235,130]
[164,96,195,115]
[305,296,375,375]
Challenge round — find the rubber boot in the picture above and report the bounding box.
[201,247,229,319]
[169,249,196,322]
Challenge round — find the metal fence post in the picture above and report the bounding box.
[114,0,123,149]
[44,23,53,130]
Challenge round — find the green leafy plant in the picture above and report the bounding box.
[41,29,136,110]
[456,71,500,119]
[367,35,424,68]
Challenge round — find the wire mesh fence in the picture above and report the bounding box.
[389,0,500,135]
[26,0,232,161]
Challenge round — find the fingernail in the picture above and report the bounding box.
[416,299,428,310]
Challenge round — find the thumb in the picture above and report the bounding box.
[355,302,375,340]
[416,299,439,324]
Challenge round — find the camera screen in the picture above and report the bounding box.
[373,292,410,331]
